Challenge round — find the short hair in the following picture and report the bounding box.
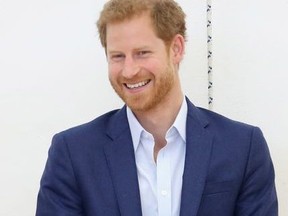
[97,0,186,48]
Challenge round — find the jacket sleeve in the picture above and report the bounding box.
[235,127,278,216]
[36,133,84,216]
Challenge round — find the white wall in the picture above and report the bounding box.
[0,0,286,215]
[213,0,288,215]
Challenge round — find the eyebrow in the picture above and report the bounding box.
[107,50,123,55]
[107,46,152,55]
[133,46,152,53]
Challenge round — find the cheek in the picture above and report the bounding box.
[143,59,166,74]
[108,64,121,78]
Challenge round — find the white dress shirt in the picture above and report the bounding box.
[127,99,187,216]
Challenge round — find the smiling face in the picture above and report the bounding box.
[106,12,183,112]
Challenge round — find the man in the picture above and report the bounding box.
[36,0,278,215]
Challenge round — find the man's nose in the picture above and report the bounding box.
[122,56,139,79]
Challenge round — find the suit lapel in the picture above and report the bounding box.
[180,99,214,216]
[104,107,142,216]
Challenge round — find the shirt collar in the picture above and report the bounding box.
[172,97,187,142]
[126,97,187,152]
[126,107,144,152]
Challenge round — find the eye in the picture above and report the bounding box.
[137,50,150,57]
[110,54,125,62]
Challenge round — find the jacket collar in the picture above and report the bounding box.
[104,106,142,216]
[180,97,214,216]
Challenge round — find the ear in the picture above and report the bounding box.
[170,34,185,64]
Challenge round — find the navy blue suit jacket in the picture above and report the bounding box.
[36,98,277,215]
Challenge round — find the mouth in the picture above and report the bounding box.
[125,80,151,89]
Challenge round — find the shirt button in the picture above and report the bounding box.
[161,190,168,196]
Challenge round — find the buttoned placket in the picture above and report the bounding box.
[157,146,172,216]
[135,125,184,216]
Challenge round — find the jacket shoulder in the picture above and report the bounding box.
[54,108,123,145]
[197,107,256,131]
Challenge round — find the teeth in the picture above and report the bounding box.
[126,80,149,89]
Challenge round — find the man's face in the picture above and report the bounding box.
[106,13,177,112]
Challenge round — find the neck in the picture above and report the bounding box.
[133,91,184,140]
[131,81,184,162]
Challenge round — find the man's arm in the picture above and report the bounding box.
[235,127,278,215]
[36,134,84,216]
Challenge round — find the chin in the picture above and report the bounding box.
[126,101,147,112]
[128,99,160,113]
